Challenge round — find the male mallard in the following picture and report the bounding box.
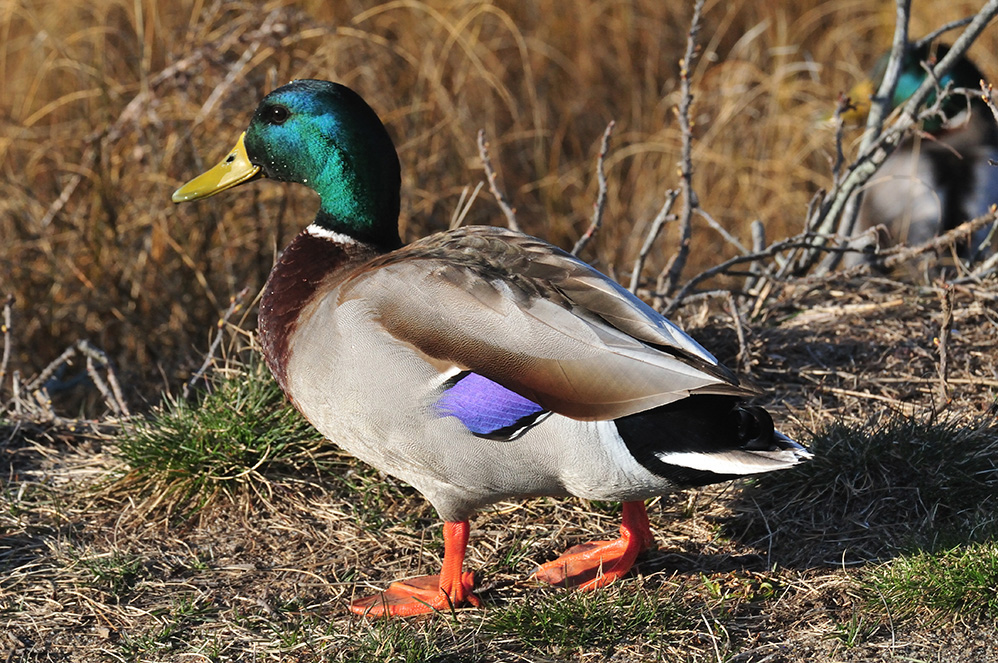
[842,42,998,267]
[173,80,808,617]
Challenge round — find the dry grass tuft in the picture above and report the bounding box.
[731,415,998,568]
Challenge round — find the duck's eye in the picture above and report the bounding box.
[268,105,290,125]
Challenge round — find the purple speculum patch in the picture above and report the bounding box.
[435,371,546,438]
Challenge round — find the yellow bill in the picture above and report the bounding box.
[172,132,262,203]
[839,78,874,125]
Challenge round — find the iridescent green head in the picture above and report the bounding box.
[843,43,985,133]
[174,80,402,248]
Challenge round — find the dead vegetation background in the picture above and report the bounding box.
[2,0,998,661]
[4,0,997,401]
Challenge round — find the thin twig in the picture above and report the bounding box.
[914,16,976,49]
[969,247,998,280]
[978,83,998,272]
[27,345,79,393]
[184,288,250,400]
[981,81,998,125]
[744,220,768,295]
[77,341,130,417]
[39,152,96,228]
[863,0,912,150]
[31,385,56,420]
[85,354,121,417]
[35,13,293,233]
[629,190,679,293]
[192,10,284,128]
[0,295,12,396]
[664,211,997,315]
[449,182,484,230]
[696,208,749,255]
[572,121,616,256]
[936,283,953,408]
[477,129,519,231]
[829,94,853,189]
[660,0,704,297]
[24,340,130,418]
[12,370,22,416]
[810,0,911,273]
[726,292,749,375]
[879,211,998,270]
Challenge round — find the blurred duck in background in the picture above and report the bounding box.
[841,42,998,268]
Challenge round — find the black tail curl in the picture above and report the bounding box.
[737,405,777,451]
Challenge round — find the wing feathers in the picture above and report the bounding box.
[341,227,749,419]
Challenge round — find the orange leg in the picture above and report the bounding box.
[532,501,655,590]
[350,521,480,617]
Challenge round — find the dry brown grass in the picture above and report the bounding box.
[3,0,997,400]
[3,277,998,661]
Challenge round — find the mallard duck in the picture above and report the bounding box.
[842,42,998,267]
[172,80,808,617]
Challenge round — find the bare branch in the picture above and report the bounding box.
[85,354,121,417]
[696,208,749,255]
[23,340,130,418]
[477,129,519,232]
[863,0,913,150]
[572,121,616,256]
[743,220,768,295]
[981,81,998,125]
[829,94,853,188]
[660,0,704,296]
[914,16,976,49]
[664,210,997,315]
[726,292,749,375]
[807,0,911,273]
[0,295,12,396]
[629,190,679,294]
[879,211,998,270]
[936,283,953,408]
[78,341,130,417]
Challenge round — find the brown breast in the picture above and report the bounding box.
[258,230,374,391]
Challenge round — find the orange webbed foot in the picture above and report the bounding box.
[531,501,655,591]
[350,520,479,618]
[350,572,480,617]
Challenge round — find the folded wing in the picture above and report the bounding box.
[340,226,751,420]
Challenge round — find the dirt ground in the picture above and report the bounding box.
[3,272,998,662]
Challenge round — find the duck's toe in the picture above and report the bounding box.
[350,573,480,617]
[531,538,641,590]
